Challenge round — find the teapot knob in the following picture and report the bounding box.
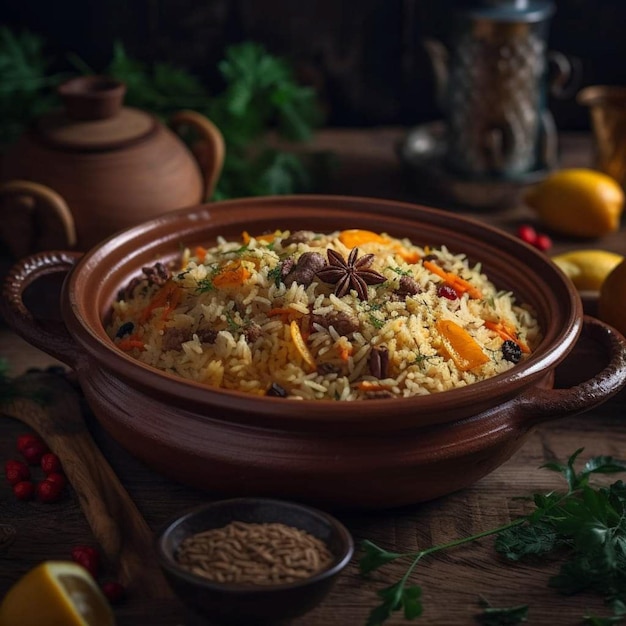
[58,75,126,121]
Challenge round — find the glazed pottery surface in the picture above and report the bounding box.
[3,195,626,509]
[0,75,224,257]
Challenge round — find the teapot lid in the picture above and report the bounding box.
[456,0,555,22]
[35,76,157,152]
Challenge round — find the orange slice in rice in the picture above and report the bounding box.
[436,319,489,371]
[290,320,317,372]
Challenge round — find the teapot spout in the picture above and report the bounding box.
[423,38,449,112]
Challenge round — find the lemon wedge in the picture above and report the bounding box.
[552,249,624,291]
[599,259,626,337]
[0,561,115,626]
[525,168,624,238]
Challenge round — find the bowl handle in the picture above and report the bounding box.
[169,110,225,202]
[516,316,626,425]
[0,180,77,257]
[1,250,83,368]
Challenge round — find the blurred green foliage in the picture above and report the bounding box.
[0,28,330,198]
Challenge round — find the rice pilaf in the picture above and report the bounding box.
[107,228,541,400]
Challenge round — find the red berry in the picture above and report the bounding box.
[437,283,459,300]
[13,480,35,500]
[517,224,537,245]
[46,472,67,490]
[101,581,125,605]
[534,233,553,252]
[36,479,63,503]
[4,459,30,485]
[40,452,62,475]
[20,441,48,465]
[71,546,100,578]
[16,433,42,453]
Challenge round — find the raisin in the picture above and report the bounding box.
[266,383,287,397]
[115,322,134,338]
[502,340,522,363]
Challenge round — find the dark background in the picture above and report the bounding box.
[1,0,625,130]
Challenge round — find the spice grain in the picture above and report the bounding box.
[176,520,333,585]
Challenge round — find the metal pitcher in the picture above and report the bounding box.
[425,0,572,180]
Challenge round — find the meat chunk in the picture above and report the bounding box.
[244,322,262,343]
[311,310,360,336]
[396,275,421,299]
[196,328,218,344]
[162,327,192,351]
[282,230,316,246]
[284,252,326,287]
[142,262,171,286]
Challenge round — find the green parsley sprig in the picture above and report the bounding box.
[359,449,626,625]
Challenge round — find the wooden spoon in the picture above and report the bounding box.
[1,370,171,598]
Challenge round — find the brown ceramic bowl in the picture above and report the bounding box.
[154,497,354,625]
[3,195,626,509]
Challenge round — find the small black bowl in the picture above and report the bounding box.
[155,498,354,625]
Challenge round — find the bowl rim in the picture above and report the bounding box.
[154,497,355,593]
[63,194,582,423]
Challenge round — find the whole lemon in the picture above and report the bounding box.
[598,258,626,337]
[525,168,624,238]
[552,249,624,291]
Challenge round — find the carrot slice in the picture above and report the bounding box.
[213,260,252,288]
[139,282,182,323]
[117,336,145,351]
[436,319,489,371]
[423,260,482,299]
[484,320,530,353]
[195,246,207,263]
[242,230,279,245]
[338,342,353,362]
[339,229,420,264]
[290,320,316,371]
[339,229,388,248]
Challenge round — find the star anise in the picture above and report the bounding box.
[316,248,386,301]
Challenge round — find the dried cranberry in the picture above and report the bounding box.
[502,340,523,364]
[517,224,537,245]
[101,581,126,605]
[40,452,62,475]
[437,283,458,300]
[13,481,35,501]
[4,459,30,485]
[36,479,63,503]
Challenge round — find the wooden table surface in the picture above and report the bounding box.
[1,128,626,626]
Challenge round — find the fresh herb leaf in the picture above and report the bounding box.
[361,450,626,624]
[267,265,283,288]
[360,540,405,574]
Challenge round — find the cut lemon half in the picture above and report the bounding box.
[0,561,115,626]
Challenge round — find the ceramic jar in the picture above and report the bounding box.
[0,75,225,258]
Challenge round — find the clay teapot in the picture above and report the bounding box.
[0,75,225,257]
